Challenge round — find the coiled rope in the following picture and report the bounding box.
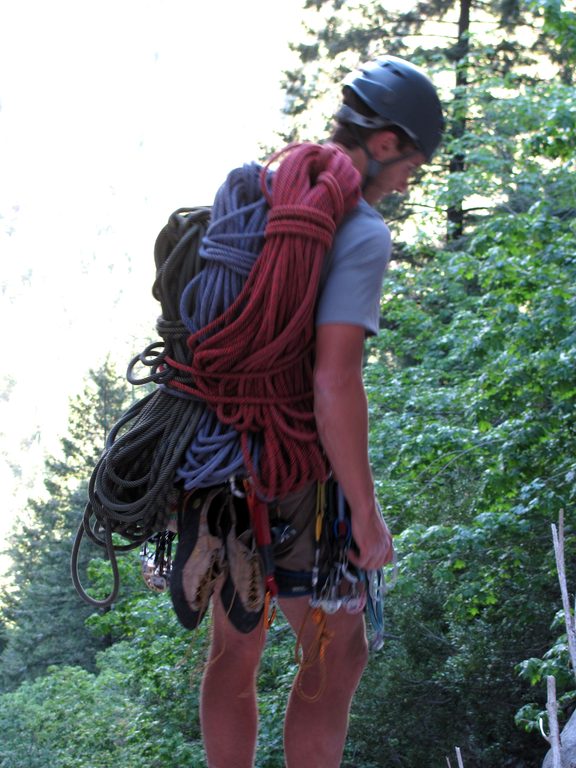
[175,163,270,488]
[71,206,214,606]
[71,165,271,606]
[168,142,361,500]
[71,144,361,606]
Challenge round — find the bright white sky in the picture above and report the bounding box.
[0,0,306,564]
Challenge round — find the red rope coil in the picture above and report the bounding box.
[170,142,361,499]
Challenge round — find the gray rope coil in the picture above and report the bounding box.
[71,206,213,607]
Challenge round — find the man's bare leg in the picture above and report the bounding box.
[280,596,369,768]
[200,591,267,768]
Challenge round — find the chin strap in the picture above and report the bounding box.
[363,146,420,188]
[337,114,418,189]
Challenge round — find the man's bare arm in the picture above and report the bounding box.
[313,323,394,570]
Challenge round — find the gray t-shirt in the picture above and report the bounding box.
[316,198,391,335]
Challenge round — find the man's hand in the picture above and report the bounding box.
[347,501,394,571]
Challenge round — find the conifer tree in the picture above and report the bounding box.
[282,0,569,239]
[0,360,131,690]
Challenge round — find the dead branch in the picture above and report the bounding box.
[551,510,576,677]
[539,676,562,768]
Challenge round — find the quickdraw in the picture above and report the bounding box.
[310,480,365,615]
[310,479,395,647]
[140,530,176,593]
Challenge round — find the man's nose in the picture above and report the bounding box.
[395,179,409,194]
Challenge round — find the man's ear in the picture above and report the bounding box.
[366,129,399,161]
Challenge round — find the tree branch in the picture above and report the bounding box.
[551,510,576,678]
[455,746,465,768]
[545,675,562,768]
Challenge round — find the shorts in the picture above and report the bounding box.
[268,482,330,598]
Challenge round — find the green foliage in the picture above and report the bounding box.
[0,353,298,766]
[532,0,576,76]
[0,577,299,768]
[345,513,558,765]
[346,74,576,764]
[2,5,576,766]
[0,613,207,768]
[0,575,207,767]
[284,0,575,242]
[0,361,131,690]
[515,606,576,735]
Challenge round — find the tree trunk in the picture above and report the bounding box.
[447,0,471,240]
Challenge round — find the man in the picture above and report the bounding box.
[183,56,444,768]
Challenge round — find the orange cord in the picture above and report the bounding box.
[294,606,334,703]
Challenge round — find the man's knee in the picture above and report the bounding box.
[209,606,267,673]
[326,618,369,684]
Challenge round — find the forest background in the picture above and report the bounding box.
[1,0,575,766]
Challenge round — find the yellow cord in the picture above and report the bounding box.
[315,481,326,543]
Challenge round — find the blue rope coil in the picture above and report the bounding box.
[176,162,270,489]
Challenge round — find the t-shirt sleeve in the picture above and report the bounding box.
[315,210,391,336]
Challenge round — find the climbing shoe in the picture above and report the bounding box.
[170,486,227,629]
[220,494,265,633]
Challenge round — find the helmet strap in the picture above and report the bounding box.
[347,123,417,190]
[343,124,380,189]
